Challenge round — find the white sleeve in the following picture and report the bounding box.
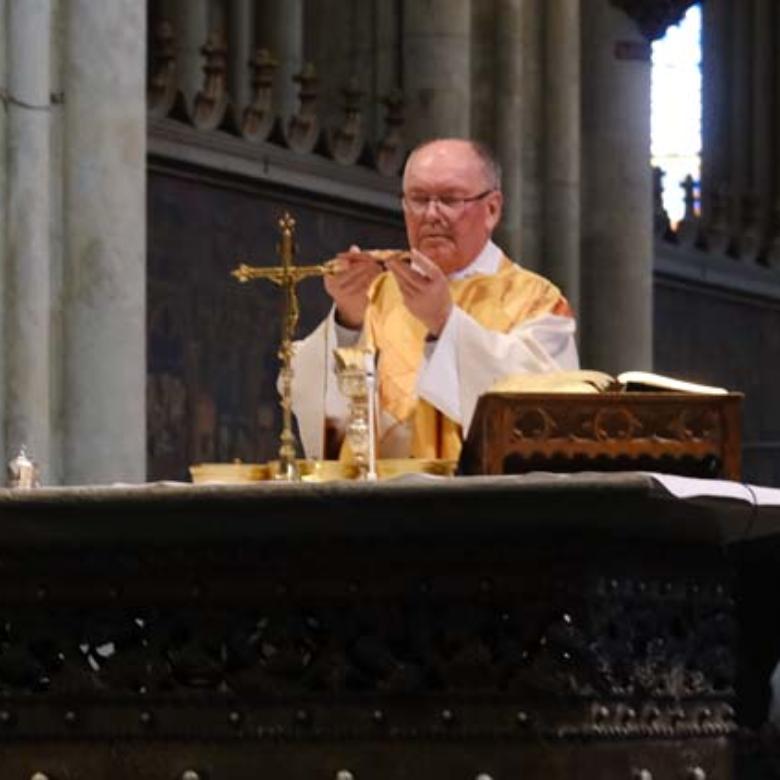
[416,307,579,433]
[288,309,352,458]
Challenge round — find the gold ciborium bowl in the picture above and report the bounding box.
[189,461,268,484]
[266,458,457,481]
[267,459,360,482]
[189,458,458,484]
[265,459,456,481]
[376,458,457,479]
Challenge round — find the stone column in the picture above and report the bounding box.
[4,0,52,478]
[517,0,544,269]
[728,0,750,232]
[172,0,210,113]
[752,0,772,229]
[580,0,653,373]
[470,2,497,147]
[48,0,68,485]
[373,0,402,141]
[228,0,254,112]
[700,0,728,222]
[775,2,780,220]
[62,0,146,484]
[257,0,303,122]
[493,0,525,265]
[775,2,780,225]
[302,1,349,129]
[0,0,7,468]
[350,2,379,137]
[541,0,581,315]
[402,0,471,143]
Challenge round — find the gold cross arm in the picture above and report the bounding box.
[232,211,340,286]
[231,261,335,285]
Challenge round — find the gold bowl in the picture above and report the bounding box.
[267,459,456,481]
[189,461,269,484]
[189,458,457,484]
[376,458,457,478]
[266,460,359,482]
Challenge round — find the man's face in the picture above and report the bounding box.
[402,140,503,275]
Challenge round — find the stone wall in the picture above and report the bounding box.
[0,1,147,484]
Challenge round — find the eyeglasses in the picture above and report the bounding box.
[401,189,494,217]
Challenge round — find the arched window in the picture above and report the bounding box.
[651,3,702,226]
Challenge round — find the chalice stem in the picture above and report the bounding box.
[366,366,378,481]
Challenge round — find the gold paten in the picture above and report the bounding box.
[267,459,360,482]
[189,458,456,484]
[189,461,269,484]
[376,458,456,478]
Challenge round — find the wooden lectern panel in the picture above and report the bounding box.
[460,392,743,480]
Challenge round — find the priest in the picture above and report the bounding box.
[290,138,579,460]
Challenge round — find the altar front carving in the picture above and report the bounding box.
[0,474,777,777]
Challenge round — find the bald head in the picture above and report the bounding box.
[405,139,502,192]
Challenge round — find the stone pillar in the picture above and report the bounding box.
[257,0,303,122]
[373,0,402,141]
[728,0,750,231]
[700,0,728,222]
[228,0,254,111]
[302,1,349,129]
[48,0,68,485]
[402,0,471,143]
[752,0,772,227]
[470,2,497,147]
[493,0,524,265]
[775,2,780,223]
[580,0,653,373]
[4,0,52,478]
[0,0,7,469]
[172,0,210,112]
[541,0,581,315]
[350,2,379,137]
[775,2,780,220]
[518,0,544,270]
[62,0,146,484]
[700,0,778,253]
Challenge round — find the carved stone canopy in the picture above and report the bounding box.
[610,0,700,41]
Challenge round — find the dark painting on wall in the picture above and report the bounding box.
[147,165,406,481]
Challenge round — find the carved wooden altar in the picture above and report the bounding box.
[0,473,777,778]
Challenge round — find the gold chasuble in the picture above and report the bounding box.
[362,255,573,460]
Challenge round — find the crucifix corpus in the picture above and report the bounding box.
[231,212,336,482]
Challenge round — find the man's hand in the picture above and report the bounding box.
[324,245,383,329]
[386,249,453,337]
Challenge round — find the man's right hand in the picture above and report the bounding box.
[324,245,383,329]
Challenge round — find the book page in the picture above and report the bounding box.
[489,369,617,394]
[617,370,728,395]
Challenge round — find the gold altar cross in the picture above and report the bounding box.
[231,212,335,481]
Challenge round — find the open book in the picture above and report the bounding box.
[488,369,729,396]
